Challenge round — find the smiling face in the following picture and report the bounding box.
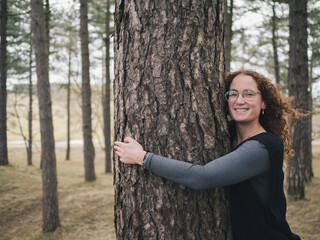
[228,74,266,125]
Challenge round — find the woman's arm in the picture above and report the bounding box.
[114,137,270,190]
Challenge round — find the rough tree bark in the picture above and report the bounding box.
[114,1,231,239]
[103,0,112,173]
[31,0,60,231]
[0,0,8,166]
[287,0,311,200]
[80,0,95,181]
[224,0,233,72]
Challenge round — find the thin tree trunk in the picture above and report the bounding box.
[45,0,50,53]
[39,0,50,170]
[272,0,280,87]
[305,49,314,182]
[80,0,95,181]
[66,45,71,160]
[31,0,60,231]
[114,1,231,239]
[287,0,311,200]
[0,0,8,166]
[103,0,112,173]
[28,30,33,166]
[224,0,233,72]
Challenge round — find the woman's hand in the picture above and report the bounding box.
[114,137,146,166]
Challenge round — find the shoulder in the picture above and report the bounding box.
[238,132,282,151]
[252,132,282,147]
[250,132,284,159]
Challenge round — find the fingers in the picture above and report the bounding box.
[114,145,122,152]
[115,151,122,157]
[114,144,124,158]
[115,136,134,146]
[114,141,126,147]
[124,136,133,143]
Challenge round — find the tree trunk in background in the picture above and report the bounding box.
[224,0,233,72]
[31,0,60,231]
[307,49,314,182]
[114,1,231,239]
[80,0,95,181]
[272,0,280,87]
[28,32,33,166]
[66,45,71,160]
[39,0,50,169]
[103,0,112,173]
[45,0,50,53]
[287,0,311,200]
[0,0,8,166]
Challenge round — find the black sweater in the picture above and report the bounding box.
[229,133,300,240]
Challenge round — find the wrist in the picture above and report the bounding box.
[138,151,147,166]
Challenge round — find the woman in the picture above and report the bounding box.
[114,70,302,240]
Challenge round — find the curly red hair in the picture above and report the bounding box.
[225,70,304,161]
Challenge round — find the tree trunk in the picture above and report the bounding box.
[272,0,280,87]
[114,1,231,239]
[28,29,33,166]
[103,0,112,173]
[287,0,311,200]
[0,0,8,166]
[39,0,50,170]
[31,0,60,231]
[45,0,50,53]
[306,49,314,182]
[80,0,95,181]
[224,0,233,72]
[66,44,71,160]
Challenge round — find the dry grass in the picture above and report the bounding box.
[0,146,116,240]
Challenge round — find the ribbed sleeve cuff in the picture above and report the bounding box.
[143,152,154,170]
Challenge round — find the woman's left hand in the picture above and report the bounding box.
[114,137,146,166]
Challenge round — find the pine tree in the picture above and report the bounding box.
[0,0,8,166]
[114,1,231,238]
[31,0,60,231]
[287,0,310,200]
[80,0,95,181]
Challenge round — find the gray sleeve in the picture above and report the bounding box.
[144,140,270,190]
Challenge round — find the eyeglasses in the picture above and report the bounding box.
[225,89,261,102]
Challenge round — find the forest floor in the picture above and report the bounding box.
[0,144,320,240]
[0,146,115,240]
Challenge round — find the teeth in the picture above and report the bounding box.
[235,109,248,112]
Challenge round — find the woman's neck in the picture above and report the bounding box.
[234,122,266,147]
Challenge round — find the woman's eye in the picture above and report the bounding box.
[243,90,255,97]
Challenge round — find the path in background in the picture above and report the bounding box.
[7,139,101,148]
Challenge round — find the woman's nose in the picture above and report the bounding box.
[235,93,246,104]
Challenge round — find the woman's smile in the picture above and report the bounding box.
[234,108,249,112]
